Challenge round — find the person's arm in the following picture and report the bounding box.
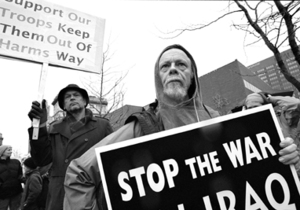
[28,126,52,167]
[64,121,143,210]
[27,100,52,167]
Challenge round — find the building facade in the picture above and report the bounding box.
[200,59,276,115]
[247,48,299,97]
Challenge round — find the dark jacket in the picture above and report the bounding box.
[20,169,42,210]
[28,114,113,210]
[0,157,23,199]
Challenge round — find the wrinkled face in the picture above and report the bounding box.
[2,147,12,158]
[159,49,193,102]
[64,90,86,113]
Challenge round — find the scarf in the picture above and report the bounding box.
[66,109,93,134]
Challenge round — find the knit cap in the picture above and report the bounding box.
[23,157,37,169]
[244,93,265,107]
[0,145,11,157]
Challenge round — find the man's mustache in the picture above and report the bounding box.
[165,76,183,85]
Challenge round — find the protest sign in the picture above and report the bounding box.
[0,0,105,73]
[96,104,300,210]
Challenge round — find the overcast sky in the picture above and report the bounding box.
[0,0,291,155]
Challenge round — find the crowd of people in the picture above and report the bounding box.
[0,44,299,210]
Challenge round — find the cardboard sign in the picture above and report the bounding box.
[0,0,105,73]
[96,105,300,209]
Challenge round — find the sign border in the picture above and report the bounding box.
[95,104,300,210]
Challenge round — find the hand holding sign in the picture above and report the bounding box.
[28,100,48,126]
[278,137,300,165]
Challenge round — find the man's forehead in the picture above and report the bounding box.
[159,49,190,62]
[65,90,82,95]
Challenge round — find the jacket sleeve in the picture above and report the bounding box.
[23,174,42,208]
[64,121,143,210]
[28,126,52,167]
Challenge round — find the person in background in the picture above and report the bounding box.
[0,145,23,210]
[27,84,113,210]
[35,163,51,210]
[244,92,300,177]
[20,157,42,210]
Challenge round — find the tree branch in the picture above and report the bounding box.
[159,10,243,39]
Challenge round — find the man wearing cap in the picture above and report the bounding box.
[27,84,113,210]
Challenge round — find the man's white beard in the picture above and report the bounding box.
[163,82,188,102]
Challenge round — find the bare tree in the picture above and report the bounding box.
[162,1,300,92]
[81,41,134,121]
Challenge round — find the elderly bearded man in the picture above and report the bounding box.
[63,45,300,210]
[27,84,113,210]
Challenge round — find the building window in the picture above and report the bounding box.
[273,85,281,89]
[260,76,267,80]
[269,76,278,81]
[289,65,298,70]
[268,73,276,77]
[257,69,265,73]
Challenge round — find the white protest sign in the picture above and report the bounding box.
[96,105,300,209]
[0,0,105,73]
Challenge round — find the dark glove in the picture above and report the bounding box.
[28,99,48,124]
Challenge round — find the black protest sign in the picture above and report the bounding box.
[96,105,300,210]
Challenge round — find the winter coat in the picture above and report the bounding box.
[20,169,42,210]
[28,114,113,210]
[0,158,23,199]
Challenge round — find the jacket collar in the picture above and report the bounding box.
[50,116,97,141]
